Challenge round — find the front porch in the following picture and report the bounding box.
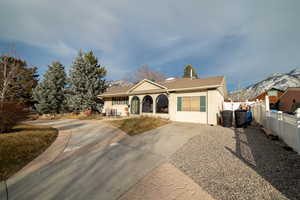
[103,93,169,119]
[129,94,169,118]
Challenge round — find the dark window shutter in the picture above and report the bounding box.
[177,97,182,111]
[200,96,206,112]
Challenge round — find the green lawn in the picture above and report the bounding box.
[0,124,58,181]
[107,116,169,136]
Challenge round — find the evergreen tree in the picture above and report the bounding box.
[33,61,66,114]
[183,64,198,78]
[68,50,107,112]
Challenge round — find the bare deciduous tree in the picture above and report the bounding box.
[0,48,38,104]
[125,65,166,83]
[0,56,22,103]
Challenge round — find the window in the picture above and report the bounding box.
[112,97,129,105]
[142,95,153,113]
[156,94,169,113]
[177,96,206,112]
[267,90,278,96]
[182,97,191,111]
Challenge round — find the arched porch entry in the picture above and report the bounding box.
[131,96,140,114]
[156,94,169,113]
[142,95,153,113]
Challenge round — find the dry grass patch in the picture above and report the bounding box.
[64,114,103,120]
[0,124,58,181]
[107,116,169,136]
[38,113,103,120]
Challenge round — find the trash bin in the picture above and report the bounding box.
[235,110,247,128]
[221,110,233,127]
[246,111,252,125]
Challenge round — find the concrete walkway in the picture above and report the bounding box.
[4,120,206,200]
[119,163,214,200]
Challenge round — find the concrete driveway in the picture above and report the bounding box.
[3,120,205,200]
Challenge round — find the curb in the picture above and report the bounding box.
[11,130,72,180]
[0,181,8,200]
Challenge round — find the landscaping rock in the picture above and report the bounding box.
[171,126,300,200]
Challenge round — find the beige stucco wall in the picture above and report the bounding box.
[207,88,224,125]
[103,88,224,124]
[169,91,208,124]
[169,89,224,125]
[103,98,129,116]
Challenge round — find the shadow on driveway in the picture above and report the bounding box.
[226,126,300,200]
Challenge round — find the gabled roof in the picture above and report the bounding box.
[99,76,225,97]
[278,87,300,100]
[128,79,167,92]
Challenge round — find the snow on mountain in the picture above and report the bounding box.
[230,68,300,101]
[107,80,133,88]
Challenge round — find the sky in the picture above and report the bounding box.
[1,0,300,91]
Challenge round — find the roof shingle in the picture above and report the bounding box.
[100,76,224,97]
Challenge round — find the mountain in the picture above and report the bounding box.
[107,80,133,88]
[229,68,300,101]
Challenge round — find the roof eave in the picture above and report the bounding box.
[167,85,221,92]
[98,93,130,98]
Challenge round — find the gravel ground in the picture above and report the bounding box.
[171,125,300,200]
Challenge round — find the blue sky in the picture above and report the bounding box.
[1,0,300,91]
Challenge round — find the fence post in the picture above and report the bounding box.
[265,95,270,112]
[277,111,283,137]
[278,111,283,120]
[296,108,300,128]
[265,95,270,128]
[296,108,300,154]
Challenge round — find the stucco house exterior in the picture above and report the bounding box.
[98,76,227,125]
[277,87,300,112]
[251,88,284,104]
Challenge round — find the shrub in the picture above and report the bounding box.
[0,102,29,133]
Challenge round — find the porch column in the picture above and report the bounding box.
[140,95,144,115]
[152,94,157,114]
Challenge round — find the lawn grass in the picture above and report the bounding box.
[0,124,58,181]
[107,116,169,136]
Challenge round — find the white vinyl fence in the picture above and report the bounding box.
[251,100,300,154]
[223,101,255,111]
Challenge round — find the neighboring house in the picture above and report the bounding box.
[277,88,300,113]
[251,88,284,108]
[98,76,227,125]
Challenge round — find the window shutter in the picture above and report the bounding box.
[177,97,182,111]
[200,96,206,112]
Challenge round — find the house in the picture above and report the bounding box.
[277,87,300,113]
[98,76,227,125]
[251,88,284,109]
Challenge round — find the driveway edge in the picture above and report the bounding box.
[11,130,72,179]
[0,181,8,200]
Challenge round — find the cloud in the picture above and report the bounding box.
[0,0,300,87]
